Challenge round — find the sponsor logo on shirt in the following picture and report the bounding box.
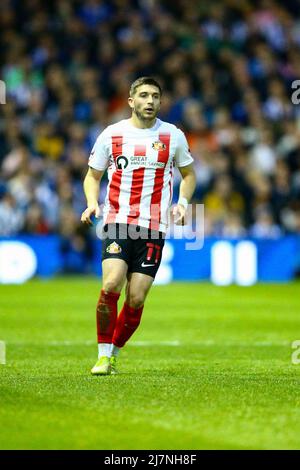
[130,155,147,164]
[130,156,165,168]
[116,155,129,169]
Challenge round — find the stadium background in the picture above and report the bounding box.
[1,0,300,282]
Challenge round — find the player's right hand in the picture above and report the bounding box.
[81,204,101,225]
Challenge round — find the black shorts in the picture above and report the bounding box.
[101,223,165,279]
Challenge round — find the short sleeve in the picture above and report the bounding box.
[174,128,194,167]
[88,129,110,171]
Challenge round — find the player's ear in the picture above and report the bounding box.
[128,97,134,109]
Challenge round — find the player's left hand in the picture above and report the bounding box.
[172,204,187,225]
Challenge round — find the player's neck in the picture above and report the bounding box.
[129,115,157,129]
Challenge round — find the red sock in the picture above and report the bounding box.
[96,289,120,343]
[112,302,144,348]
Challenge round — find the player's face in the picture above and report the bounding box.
[129,85,161,122]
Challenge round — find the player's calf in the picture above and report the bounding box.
[96,290,120,344]
[112,303,144,348]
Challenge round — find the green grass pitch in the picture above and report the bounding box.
[0,278,300,450]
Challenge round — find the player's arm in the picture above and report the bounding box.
[81,129,109,225]
[81,167,104,225]
[173,163,196,225]
[173,128,196,225]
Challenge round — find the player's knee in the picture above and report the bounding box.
[126,292,145,309]
[102,279,122,293]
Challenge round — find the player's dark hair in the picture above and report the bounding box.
[129,77,162,97]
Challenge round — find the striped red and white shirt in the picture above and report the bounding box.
[88,118,193,233]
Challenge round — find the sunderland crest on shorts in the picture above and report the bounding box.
[106,242,122,254]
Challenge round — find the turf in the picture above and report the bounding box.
[0,278,300,450]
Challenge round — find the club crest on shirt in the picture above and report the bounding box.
[106,242,122,254]
[152,141,166,151]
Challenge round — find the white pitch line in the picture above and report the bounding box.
[131,340,291,347]
[43,340,181,347]
[7,340,292,347]
[130,340,181,346]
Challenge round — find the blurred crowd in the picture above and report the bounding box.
[1,0,300,271]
